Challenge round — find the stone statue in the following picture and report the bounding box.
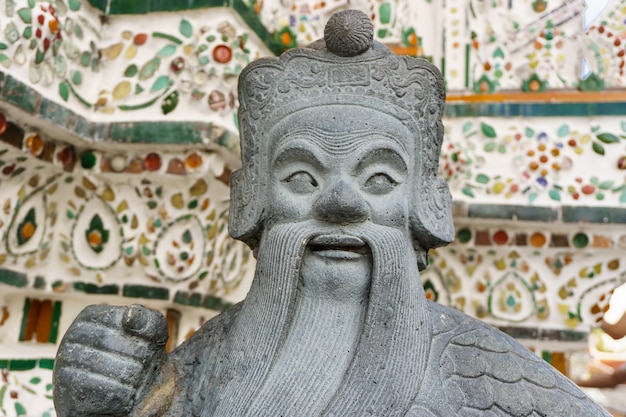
[53,10,610,417]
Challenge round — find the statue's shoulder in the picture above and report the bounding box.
[421,302,610,417]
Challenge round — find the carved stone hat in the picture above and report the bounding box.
[230,9,454,265]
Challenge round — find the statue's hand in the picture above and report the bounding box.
[53,304,168,417]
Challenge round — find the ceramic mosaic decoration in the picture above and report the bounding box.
[0,0,625,415]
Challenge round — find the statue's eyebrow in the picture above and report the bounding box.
[272,141,324,168]
[354,144,409,172]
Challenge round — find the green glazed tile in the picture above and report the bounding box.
[73,281,119,294]
[91,122,110,141]
[562,206,610,224]
[39,358,55,369]
[568,103,591,117]
[174,291,191,305]
[515,206,559,222]
[202,295,231,311]
[74,116,91,139]
[567,103,589,117]
[2,75,40,114]
[33,276,46,289]
[507,104,521,115]
[0,268,28,288]
[189,292,202,306]
[497,326,586,342]
[468,204,507,219]
[87,0,108,13]
[123,284,169,300]
[483,104,499,116]
[443,106,455,118]
[467,204,557,222]
[590,102,626,117]
[108,122,207,144]
[9,359,37,371]
[525,104,551,117]
[40,99,77,128]
[99,284,120,294]
[108,0,227,13]
[109,0,149,14]
[610,208,626,224]
[150,0,225,12]
[445,102,626,118]
[49,301,62,343]
[0,360,8,369]
[520,103,533,118]
[174,291,202,306]
[19,297,32,341]
[448,104,469,118]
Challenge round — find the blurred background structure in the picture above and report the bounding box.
[0,0,625,415]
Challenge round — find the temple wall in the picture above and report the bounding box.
[0,0,624,415]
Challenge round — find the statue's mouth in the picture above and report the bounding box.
[308,234,369,260]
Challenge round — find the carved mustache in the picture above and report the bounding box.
[262,220,413,263]
[307,234,369,256]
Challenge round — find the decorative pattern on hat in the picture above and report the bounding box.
[237,30,446,178]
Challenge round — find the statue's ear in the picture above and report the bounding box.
[410,177,455,252]
[228,168,264,250]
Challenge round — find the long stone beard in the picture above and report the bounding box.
[202,221,433,417]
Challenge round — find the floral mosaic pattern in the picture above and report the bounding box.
[0,133,252,301]
[1,0,102,101]
[422,224,626,331]
[442,118,626,205]
[0,113,251,417]
[95,15,260,121]
[0,1,268,132]
[457,0,626,92]
[0,363,56,417]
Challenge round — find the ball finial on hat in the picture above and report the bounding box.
[324,9,374,57]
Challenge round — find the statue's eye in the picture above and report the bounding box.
[364,173,397,194]
[284,171,318,194]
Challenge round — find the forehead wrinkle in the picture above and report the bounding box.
[272,126,411,160]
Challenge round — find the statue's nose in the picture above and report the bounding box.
[313,180,369,224]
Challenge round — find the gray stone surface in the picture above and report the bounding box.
[53,9,610,417]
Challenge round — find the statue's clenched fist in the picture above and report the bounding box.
[53,304,168,417]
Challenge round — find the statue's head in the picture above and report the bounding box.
[230,9,454,269]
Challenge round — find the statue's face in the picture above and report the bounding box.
[266,105,414,296]
[268,105,414,231]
